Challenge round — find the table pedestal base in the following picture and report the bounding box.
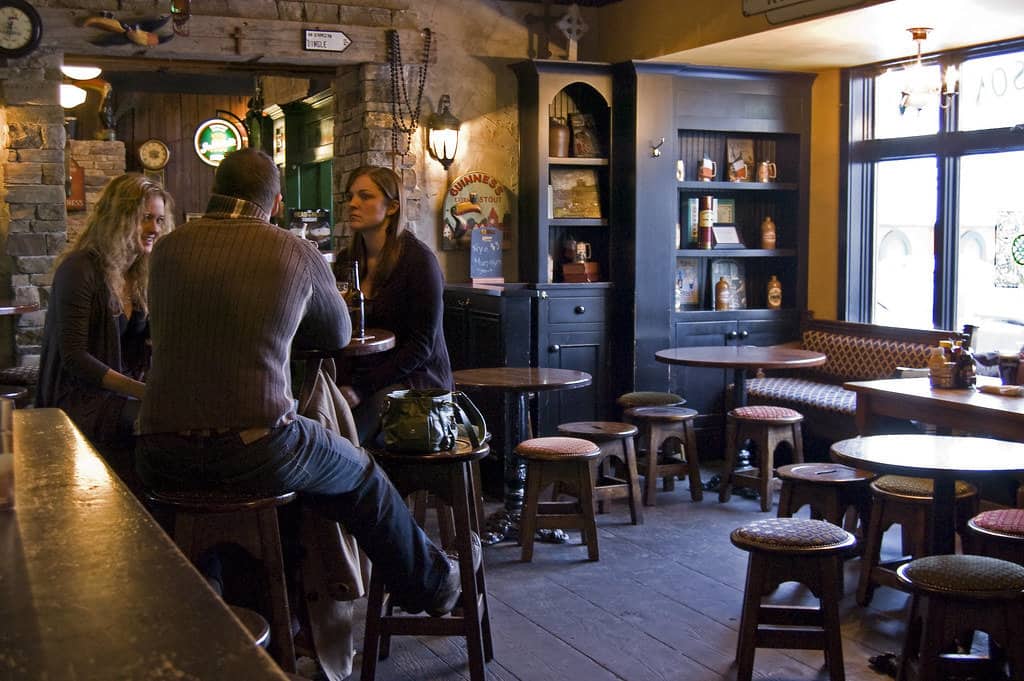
[481,509,569,546]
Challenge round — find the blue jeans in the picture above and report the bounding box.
[136,415,451,613]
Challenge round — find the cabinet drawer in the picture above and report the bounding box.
[547,297,606,324]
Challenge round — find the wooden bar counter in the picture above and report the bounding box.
[0,409,290,681]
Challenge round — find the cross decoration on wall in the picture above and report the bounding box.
[557,4,588,61]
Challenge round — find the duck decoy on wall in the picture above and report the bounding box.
[82,12,174,47]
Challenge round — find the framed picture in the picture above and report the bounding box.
[712,224,744,249]
[674,257,702,309]
[550,167,602,218]
[725,137,755,182]
[710,258,747,310]
[568,112,602,157]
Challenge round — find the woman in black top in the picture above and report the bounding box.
[37,174,173,458]
[339,166,453,443]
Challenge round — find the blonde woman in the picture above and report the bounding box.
[37,174,173,456]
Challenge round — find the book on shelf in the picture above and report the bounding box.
[568,112,602,157]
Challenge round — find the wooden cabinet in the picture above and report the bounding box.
[612,62,813,441]
[511,60,613,285]
[533,284,612,434]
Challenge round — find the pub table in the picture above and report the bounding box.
[831,434,1024,555]
[292,328,396,407]
[655,345,827,407]
[453,367,592,545]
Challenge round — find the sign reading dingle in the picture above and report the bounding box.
[194,118,243,167]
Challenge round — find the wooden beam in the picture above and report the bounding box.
[40,9,429,67]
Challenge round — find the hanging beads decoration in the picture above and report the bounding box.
[387,28,432,159]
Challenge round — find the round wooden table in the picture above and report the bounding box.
[453,367,592,545]
[831,434,1024,555]
[655,345,826,407]
[292,328,395,407]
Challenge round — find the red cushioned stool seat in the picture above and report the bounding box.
[967,508,1024,566]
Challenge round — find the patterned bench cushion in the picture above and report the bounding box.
[745,377,856,416]
[801,330,934,382]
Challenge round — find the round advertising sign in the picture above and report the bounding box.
[194,118,243,167]
[441,170,512,251]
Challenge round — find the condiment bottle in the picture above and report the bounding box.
[715,276,731,310]
[928,346,947,388]
[766,275,782,309]
[760,216,776,249]
[698,195,715,249]
[350,260,366,339]
[956,339,977,389]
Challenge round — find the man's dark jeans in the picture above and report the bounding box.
[137,415,450,613]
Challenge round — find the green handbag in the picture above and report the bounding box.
[380,388,487,453]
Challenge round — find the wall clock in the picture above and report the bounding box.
[0,0,43,59]
[138,138,170,171]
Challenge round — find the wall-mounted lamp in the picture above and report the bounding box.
[60,83,88,109]
[899,27,959,115]
[427,94,461,170]
[59,64,103,110]
[61,65,102,81]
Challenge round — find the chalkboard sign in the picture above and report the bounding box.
[470,226,503,282]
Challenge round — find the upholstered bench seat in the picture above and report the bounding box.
[745,377,856,416]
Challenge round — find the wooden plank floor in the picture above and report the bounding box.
[348,467,912,681]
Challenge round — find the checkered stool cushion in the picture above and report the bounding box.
[616,391,685,408]
[623,405,698,422]
[731,517,855,554]
[730,405,804,423]
[515,436,601,461]
[971,509,1024,537]
[873,475,976,499]
[898,554,1024,595]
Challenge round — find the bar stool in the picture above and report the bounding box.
[615,391,685,410]
[777,462,875,541]
[146,488,298,672]
[966,508,1024,565]
[856,475,979,607]
[896,554,1024,681]
[230,605,271,649]
[517,436,602,561]
[556,421,643,525]
[731,517,855,681]
[361,441,493,681]
[623,406,703,506]
[720,405,804,512]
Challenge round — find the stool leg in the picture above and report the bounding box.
[450,464,488,681]
[520,461,543,562]
[257,507,295,672]
[819,555,846,681]
[623,436,644,525]
[360,574,386,681]
[720,417,738,503]
[643,425,660,506]
[756,429,775,512]
[791,422,804,464]
[576,460,599,561]
[857,495,886,607]
[777,480,795,518]
[654,426,676,493]
[736,552,766,681]
[682,419,703,502]
[466,463,495,663]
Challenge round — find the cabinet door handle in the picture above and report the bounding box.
[458,298,470,307]
[726,330,738,340]
[739,330,749,339]
[540,291,549,299]
[574,305,586,314]
[549,344,560,352]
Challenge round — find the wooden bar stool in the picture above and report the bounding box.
[556,421,643,525]
[146,489,298,672]
[517,436,602,561]
[361,441,493,681]
[966,508,1024,565]
[856,475,978,607]
[730,517,856,681]
[623,406,703,506]
[615,391,685,410]
[720,405,804,512]
[777,462,875,541]
[896,554,1024,681]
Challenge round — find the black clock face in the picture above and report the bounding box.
[0,0,42,58]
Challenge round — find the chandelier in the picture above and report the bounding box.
[899,27,959,115]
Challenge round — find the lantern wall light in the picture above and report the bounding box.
[427,94,461,171]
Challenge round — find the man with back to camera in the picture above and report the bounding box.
[135,148,468,618]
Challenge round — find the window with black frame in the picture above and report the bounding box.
[841,37,1024,355]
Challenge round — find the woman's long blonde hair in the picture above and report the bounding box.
[343,165,404,292]
[58,173,174,315]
